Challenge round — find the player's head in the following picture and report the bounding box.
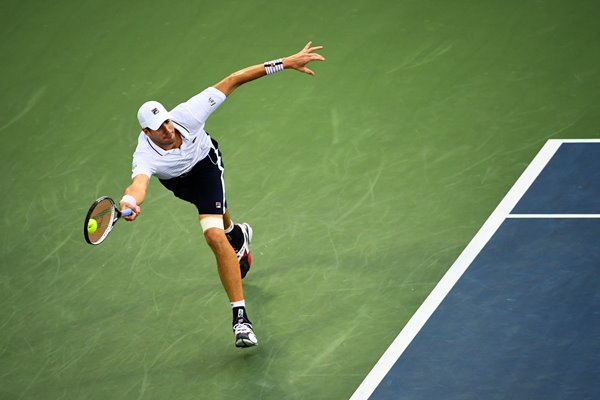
[137,101,173,131]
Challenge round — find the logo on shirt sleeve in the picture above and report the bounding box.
[208,97,216,107]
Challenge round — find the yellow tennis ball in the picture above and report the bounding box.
[87,218,98,233]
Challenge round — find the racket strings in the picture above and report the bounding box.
[87,199,115,244]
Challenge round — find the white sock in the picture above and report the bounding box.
[224,221,235,234]
[230,299,245,308]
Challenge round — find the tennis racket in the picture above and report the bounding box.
[83,196,133,245]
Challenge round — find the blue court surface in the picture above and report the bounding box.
[351,139,600,400]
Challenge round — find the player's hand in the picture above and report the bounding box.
[120,202,140,221]
[284,41,325,75]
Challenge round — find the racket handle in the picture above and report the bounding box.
[120,208,133,217]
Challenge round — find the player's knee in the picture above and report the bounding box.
[203,228,227,251]
[200,216,226,250]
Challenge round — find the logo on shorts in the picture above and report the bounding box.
[215,202,222,209]
[151,107,159,115]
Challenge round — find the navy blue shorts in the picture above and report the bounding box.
[159,138,227,215]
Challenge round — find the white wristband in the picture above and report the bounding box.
[264,58,284,75]
[120,194,137,206]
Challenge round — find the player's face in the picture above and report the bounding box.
[144,120,177,149]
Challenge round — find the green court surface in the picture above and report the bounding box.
[1,1,599,399]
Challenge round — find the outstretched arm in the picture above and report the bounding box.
[213,41,325,96]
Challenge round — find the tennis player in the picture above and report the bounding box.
[119,42,325,348]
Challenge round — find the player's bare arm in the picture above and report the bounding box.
[213,41,325,96]
[120,174,149,220]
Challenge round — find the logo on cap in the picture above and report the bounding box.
[151,108,159,115]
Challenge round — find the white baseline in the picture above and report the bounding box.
[508,214,600,218]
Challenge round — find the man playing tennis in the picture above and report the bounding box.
[119,42,325,348]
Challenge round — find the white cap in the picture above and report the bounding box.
[137,101,173,130]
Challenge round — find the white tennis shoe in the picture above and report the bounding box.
[233,320,258,348]
[236,223,253,278]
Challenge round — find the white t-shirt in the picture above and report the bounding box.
[131,87,227,180]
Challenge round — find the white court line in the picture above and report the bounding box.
[508,214,600,218]
[553,138,600,143]
[350,139,570,400]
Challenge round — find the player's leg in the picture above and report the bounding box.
[223,208,232,229]
[200,214,243,300]
[200,214,257,348]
